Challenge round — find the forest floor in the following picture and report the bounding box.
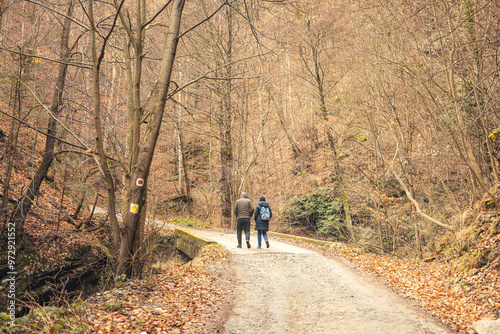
[1,221,499,333]
[78,222,499,334]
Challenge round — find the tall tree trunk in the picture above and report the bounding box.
[219,5,234,229]
[117,0,144,216]
[178,129,192,215]
[0,0,7,43]
[12,3,74,232]
[274,94,301,159]
[88,0,121,247]
[117,0,186,278]
[1,48,23,213]
[463,0,500,185]
[176,89,184,195]
[175,89,192,215]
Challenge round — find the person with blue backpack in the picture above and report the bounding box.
[254,196,272,249]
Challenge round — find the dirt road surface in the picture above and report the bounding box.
[186,228,451,334]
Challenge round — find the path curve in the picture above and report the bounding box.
[185,228,450,334]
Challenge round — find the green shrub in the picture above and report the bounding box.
[284,188,347,239]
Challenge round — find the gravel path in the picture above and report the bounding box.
[184,229,451,334]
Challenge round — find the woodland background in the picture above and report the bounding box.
[1,0,500,332]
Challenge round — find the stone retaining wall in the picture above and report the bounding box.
[174,228,216,259]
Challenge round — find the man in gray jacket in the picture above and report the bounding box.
[234,192,254,248]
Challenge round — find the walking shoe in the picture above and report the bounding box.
[246,240,251,248]
[257,246,261,249]
[237,244,242,248]
[266,240,270,248]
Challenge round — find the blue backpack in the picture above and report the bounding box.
[260,206,271,220]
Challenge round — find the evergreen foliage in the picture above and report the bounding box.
[284,188,347,239]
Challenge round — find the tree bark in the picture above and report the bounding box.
[117,0,186,277]
[12,2,74,232]
[175,90,192,215]
[88,0,121,247]
[217,5,235,229]
[1,46,23,213]
[116,0,143,216]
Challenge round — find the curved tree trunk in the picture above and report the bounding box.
[1,48,23,213]
[12,2,74,234]
[88,0,121,247]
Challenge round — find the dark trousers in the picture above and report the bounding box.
[236,218,251,245]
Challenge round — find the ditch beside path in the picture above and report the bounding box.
[184,228,451,334]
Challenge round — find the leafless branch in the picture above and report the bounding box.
[25,0,90,30]
[178,0,227,39]
[142,0,173,29]
[0,46,92,69]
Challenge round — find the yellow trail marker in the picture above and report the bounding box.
[130,203,139,214]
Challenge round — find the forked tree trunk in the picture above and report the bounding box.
[88,0,121,247]
[72,169,99,220]
[117,0,144,215]
[117,0,186,277]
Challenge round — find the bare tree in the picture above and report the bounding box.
[293,0,355,239]
[87,0,122,247]
[117,0,186,277]
[1,45,23,213]
[12,2,75,235]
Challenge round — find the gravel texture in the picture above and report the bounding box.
[187,229,451,334]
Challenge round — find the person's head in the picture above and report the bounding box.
[241,192,248,198]
[259,196,266,202]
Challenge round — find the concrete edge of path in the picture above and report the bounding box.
[174,228,217,259]
[267,231,336,247]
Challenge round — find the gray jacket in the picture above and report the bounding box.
[234,192,254,219]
